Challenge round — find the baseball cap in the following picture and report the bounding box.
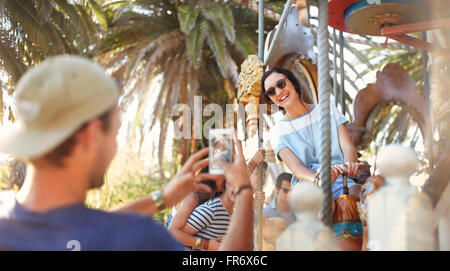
[0,55,120,159]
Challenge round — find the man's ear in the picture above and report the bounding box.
[78,119,102,151]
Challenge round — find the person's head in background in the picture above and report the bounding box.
[194,166,226,204]
[0,55,120,202]
[275,172,293,202]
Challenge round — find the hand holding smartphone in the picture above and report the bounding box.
[208,128,233,175]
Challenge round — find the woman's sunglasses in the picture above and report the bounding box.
[265,77,287,97]
[281,188,291,193]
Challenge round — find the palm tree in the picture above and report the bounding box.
[95,0,276,178]
[0,0,102,122]
[0,0,103,187]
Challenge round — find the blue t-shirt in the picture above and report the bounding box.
[269,104,356,200]
[263,197,295,226]
[0,191,184,251]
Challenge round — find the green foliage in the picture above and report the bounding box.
[86,144,172,224]
[185,19,208,68]
[95,0,276,172]
[0,0,101,121]
[178,4,200,35]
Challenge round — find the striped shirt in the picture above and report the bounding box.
[186,197,230,240]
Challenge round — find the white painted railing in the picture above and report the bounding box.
[276,181,337,250]
[367,144,435,250]
[434,181,450,250]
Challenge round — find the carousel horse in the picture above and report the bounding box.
[332,164,363,251]
[257,215,287,251]
[292,0,310,27]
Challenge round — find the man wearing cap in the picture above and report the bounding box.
[0,55,254,251]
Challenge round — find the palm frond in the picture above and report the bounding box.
[185,19,208,68]
[233,32,256,57]
[205,22,228,79]
[0,36,27,83]
[177,4,200,35]
[201,3,235,43]
[3,0,59,55]
[54,0,95,51]
[87,0,109,29]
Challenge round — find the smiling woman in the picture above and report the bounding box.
[261,67,363,201]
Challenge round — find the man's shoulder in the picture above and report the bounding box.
[262,199,279,216]
[87,209,164,231]
[97,211,183,250]
[0,200,183,251]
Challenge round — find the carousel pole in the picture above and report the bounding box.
[421,32,434,171]
[317,0,333,228]
[256,0,265,252]
[339,30,345,115]
[258,0,264,61]
[332,29,338,107]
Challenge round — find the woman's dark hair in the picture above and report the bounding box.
[259,67,302,112]
[194,166,225,204]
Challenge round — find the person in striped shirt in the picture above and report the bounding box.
[180,181,236,250]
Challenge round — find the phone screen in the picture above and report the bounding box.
[208,128,233,175]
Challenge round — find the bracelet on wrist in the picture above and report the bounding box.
[235,184,253,196]
[151,189,167,212]
[248,159,257,168]
[194,237,202,249]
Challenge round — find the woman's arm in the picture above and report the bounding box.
[167,194,202,248]
[168,195,220,251]
[180,223,221,251]
[336,124,360,176]
[278,147,316,182]
[337,124,358,162]
[279,147,341,183]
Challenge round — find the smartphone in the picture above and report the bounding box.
[208,128,233,175]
